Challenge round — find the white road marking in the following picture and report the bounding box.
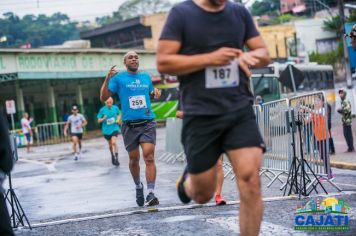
[164,102,178,118]
[152,102,166,112]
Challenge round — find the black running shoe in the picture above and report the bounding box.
[176,167,191,204]
[146,192,159,206]
[111,155,115,166]
[115,154,120,166]
[136,183,144,207]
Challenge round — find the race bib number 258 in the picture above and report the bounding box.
[205,59,239,89]
[129,95,147,109]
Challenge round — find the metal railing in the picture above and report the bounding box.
[35,122,70,146]
[159,117,185,164]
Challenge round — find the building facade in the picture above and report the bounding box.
[80,13,167,50]
[0,49,157,130]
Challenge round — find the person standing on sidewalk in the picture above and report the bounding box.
[21,112,33,153]
[97,97,121,166]
[157,0,270,235]
[0,110,15,236]
[100,51,162,207]
[64,105,88,161]
[337,89,355,152]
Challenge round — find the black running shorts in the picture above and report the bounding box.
[182,105,265,174]
[104,131,119,141]
[71,133,83,140]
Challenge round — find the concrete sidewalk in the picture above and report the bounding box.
[329,118,356,170]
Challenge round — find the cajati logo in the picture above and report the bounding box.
[294,197,351,231]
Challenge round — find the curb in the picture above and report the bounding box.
[330,161,356,170]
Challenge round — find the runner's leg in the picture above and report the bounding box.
[140,143,156,192]
[184,165,218,204]
[226,147,263,236]
[111,136,119,165]
[215,156,226,205]
[128,147,141,186]
[128,147,144,206]
[215,156,224,196]
[72,136,78,154]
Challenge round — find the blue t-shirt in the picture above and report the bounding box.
[108,71,155,121]
[97,105,121,135]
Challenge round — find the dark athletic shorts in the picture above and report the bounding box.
[182,105,265,174]
[24,133,31,142]
[71,133,83,140]
[121,120,156,152]
[104,131,119,141]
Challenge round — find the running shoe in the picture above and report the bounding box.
[136,183,144,207]
[146,192,159,206]
[319,177,326,182]
[215,194,226,206]
[73,153,78,161]
[115,154,120,166]
[176,167,191,204]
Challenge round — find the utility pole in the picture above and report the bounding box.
[339,0,353,88]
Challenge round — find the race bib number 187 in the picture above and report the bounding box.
[129,95,147,109]
[205,59,239,89]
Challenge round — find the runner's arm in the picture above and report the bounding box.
[116,114,122,125]
[243,36,270,68]
[100,73,113,102]
[157,41,241,76]
[100,66,117,102]
[97,116,106,124]
[81,117,88,128]
[63,120,70,136]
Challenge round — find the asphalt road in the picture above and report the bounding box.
[4,127,356,235]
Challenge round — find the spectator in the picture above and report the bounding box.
[21,112,33,153]
[337,89,355,152]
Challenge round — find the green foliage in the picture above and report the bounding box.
[323,10,356,35]
[250,0,280,16]
[309,43,344,67]
[96,0,171,26]
[0,12,79,48]
[309,51,339,66]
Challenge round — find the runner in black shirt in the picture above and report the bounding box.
[157,1,270,235]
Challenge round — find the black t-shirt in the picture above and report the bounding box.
[160,0,260,115]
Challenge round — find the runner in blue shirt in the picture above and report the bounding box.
[97,97,121,166]
[100,51,161,207]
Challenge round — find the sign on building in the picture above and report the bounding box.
[5,100,16,114]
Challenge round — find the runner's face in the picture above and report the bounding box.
[314,97,322,109]
[125,53,139,72]
[72,109,78,115]
[208,0,226,7]
[106,98,113,108]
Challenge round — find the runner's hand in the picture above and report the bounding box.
[152,88,161,99]
[208,47,242,66]
[238,52,259,78]
[102,115,107,121]
[107,66,118,79]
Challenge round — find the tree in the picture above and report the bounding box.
[0,12,79,48]
[96,0,171,26]
[250,0,280,16]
